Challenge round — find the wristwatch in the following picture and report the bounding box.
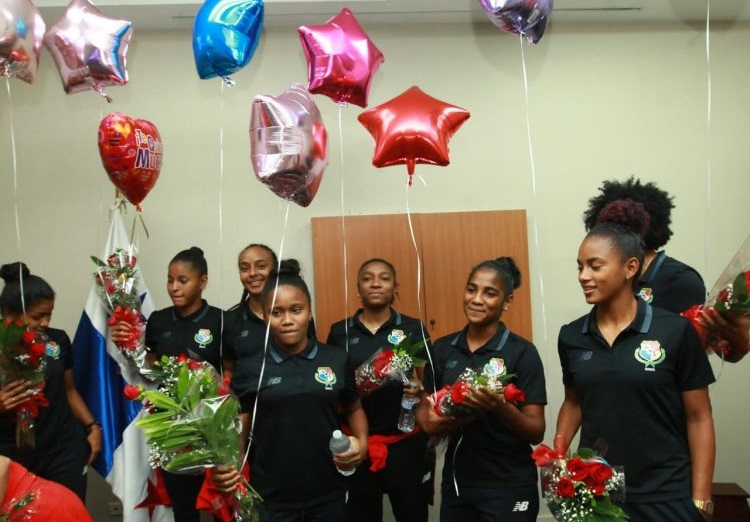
[85,420,102,434]
[693,499,714,516]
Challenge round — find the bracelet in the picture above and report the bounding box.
[85,420,102,434]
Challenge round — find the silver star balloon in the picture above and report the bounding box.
[0,0,45,84]
[250,83,328,208]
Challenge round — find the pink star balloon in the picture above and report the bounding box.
[44,0,133,101]
[358,86,470,183]
[0,0,46,84]
[250,83,328,207]
[298,8,384,108]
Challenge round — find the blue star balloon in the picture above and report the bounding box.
[193,0,264,81]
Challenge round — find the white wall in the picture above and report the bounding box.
[1,17,748,519]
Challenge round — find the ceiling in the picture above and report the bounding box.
[32,0,750,31]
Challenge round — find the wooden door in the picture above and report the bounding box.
[311,210,531,343]
[419,210,531,341]
[311,214,425,340]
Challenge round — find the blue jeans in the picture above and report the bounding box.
[440,484,539,522]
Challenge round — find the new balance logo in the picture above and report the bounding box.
[512,501,530,512]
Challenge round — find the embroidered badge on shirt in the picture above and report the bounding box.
[483,357,507,378]
[194,329,213,348]
[637,287,654,304]
[45,341,61,360]
[634,340,665,370]
[387,329,406,345]
[314,367,337,390]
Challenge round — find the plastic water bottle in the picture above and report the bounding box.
[397,381,419,433]
[329,430,355,476]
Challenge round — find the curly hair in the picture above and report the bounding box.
[583,177,674,250]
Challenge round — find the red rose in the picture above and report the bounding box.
[3,319,10,326]
[556,476,576,498]
[566,457,590,480]
[371,349,395,379]
[219,376,231,395]
[503,383,525,404]
[587,481,605,496]
[177,354,189,364]
[588,462,613,484]
[187,360,202,371]
[107,254,121,268]
[124,384,143,400]
[22,330,36,344]
[29,342,45,359]
[126,255,137,268]
[433,386,450,416]
[450,381,471,405]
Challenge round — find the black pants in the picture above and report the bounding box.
[440,484,539,522]
[162,470,206,522]
[22,442,89,501]
[623,499,705,522]
[259,495,347,522]
[346,433,432,522]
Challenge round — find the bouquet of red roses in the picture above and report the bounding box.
[433,367,525,417]
[681,236,750,359]
[354,334,426,394]
[532,444,627,522]
[91,248,147,368]
[126,355,261,521]
[0,320,47,450]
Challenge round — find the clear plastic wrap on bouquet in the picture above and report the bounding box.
[354,336,425,394]
[433,368,524,418]
[534,444,627,522]
[128,355,261,520]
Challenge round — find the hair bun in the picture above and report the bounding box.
[188,246,205,257]
[277,259,301,277]
[0,262,30,284]
[495,257,521,289]
[597,199,651,239]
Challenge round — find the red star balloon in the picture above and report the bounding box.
[358,86,470,183]
[298,8,384,108]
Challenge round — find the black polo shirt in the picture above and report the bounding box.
[636,252,706,313]
[224,302,268,398]
[238,340,358,510]
[0,328,86,463]
[558,300,715,502]
[428,323,547,489]
[327,309,430,435]
[145,300,233,371]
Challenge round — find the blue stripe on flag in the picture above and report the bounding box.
[73,311,142,477]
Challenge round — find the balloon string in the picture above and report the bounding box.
[6,78,25,315]
[404,184,436,394]
[519,35,552,419]
[244,200,291,470]
[218,81,226,372]
[704,0,712,275]
[338,104,350,352]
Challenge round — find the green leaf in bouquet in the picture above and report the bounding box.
[156,434,205,451]
[393,335,426,360]
[90,255,107,268]
[141,391,183,412]
[175,364,190,401]
[134,411,180,428]
[163,449,216,472]
[574,447,598,460]
[140,423,201,440]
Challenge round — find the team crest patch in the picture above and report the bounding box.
[635,340,665,370]
[387,329,406,345]
[483,358,507,378]
[314,367,337,390]
[194,329,213,347]
[45,341,61,360]
[637,287,654,304]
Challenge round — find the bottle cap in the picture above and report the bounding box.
[333,429,343,438]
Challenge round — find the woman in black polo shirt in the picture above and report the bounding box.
[585,179,749,361]
[213,260,368,522]
[556,221,715,521]
[0,262,101,501]
[418,257,547,522]
[224,244,277,398]
[327,258,431,522]
[126,247,233,522]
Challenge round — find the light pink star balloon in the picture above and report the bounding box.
[358,86,470,183]
[0,0,45,84]
[44,0,133,101]
[298,8,384,108]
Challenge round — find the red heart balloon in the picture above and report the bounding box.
[98,112,163,208]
